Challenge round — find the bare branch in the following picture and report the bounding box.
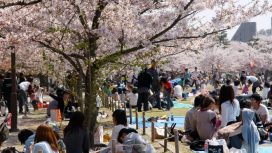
[33,39,86,78]
[95,45,144,66]
[152,28,230,44]
[92,0,108,30]
[157,48,198,60]
[0,0,42,9]
[69,53,86,60]
[184,0,194,10]
[149,11,197,41]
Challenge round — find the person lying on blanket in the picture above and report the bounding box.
[117,128,155,153]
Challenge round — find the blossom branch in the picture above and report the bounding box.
[149,11,197,41]
[33,39,86,78]
[0,0,42,9]
[152,28,230,44]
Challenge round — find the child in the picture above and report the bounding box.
[118,128,155,153]
[126,85,138,108]
[242,82,249,94]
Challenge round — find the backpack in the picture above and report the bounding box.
[190,140,205,151]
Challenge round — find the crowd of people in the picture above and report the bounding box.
[100,60,272,153]
[0,60,272,153]
[16,111,89,153]
[182,78,272,153]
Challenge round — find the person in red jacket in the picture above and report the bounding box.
[160,77,173,110]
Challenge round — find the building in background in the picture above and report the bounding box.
[231,22,256,42]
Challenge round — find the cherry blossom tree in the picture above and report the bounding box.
[1,0,272,147]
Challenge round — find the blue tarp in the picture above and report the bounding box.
[258,146,272,153]
[128,116,185,128]
[170,78,181,85]
[173,101,193,109]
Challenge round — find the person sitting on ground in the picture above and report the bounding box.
[251,93,270,125]
[184,95,205,141]
[33,125,59,153]
[226,79,231,86]
[241,109,260,153]
[18,129,35,153]
[219,85,240,128]
[239,100,262,126]
[173,82,182,99]
[53,131,66,153]
[195,96,220,140]
[126,85,138,108]
[107,109,128,153]
[64,112,89,153]
[117,128,155,153]
[184,95,205,133]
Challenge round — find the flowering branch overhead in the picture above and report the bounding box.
[0,0,42,9]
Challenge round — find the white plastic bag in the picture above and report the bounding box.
[207,138,229,153]
[94,126,103,144]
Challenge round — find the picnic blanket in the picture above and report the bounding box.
[173,101,193,109]
[128,116,185,128]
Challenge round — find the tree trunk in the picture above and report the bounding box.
[83,66,98,148]
[77,76,84,110]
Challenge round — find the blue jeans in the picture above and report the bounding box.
[18,89,28,113]
[164,90,173,110]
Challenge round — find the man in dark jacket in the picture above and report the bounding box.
[2,72,12,113]
[147,60,161,109]
[137,68,152,112]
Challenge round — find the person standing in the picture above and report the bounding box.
[2,72,12,113]
[184,68,191,88]
[49,90,70,118]
[18,72,26,84]
[137,68,152,112]
[18,78,33,114]
[191,67,200,90]
[160,77,173,110]
[147,60,161,109]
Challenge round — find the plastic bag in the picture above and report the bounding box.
[207,138,229,153]
[94,125,103,144]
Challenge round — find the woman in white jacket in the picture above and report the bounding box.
[117,128,155,153]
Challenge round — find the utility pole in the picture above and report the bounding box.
[9,46,18,132]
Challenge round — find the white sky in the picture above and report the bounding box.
[227,12,272,39]
[197,0,272,40]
